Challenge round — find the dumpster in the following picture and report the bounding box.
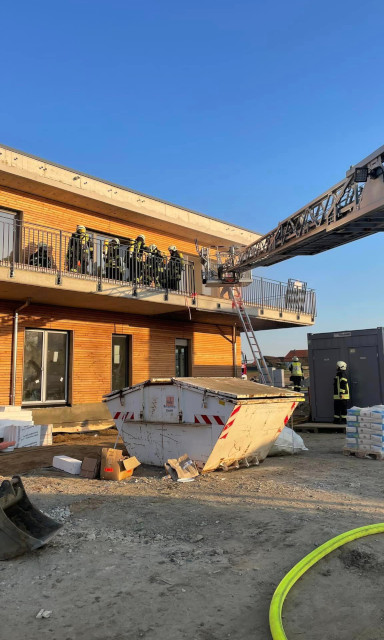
[104,378,303,473]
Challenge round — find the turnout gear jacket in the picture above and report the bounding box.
[289,361,303,377]
[334,370,350,400]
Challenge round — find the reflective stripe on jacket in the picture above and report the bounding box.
[333,371,350,400]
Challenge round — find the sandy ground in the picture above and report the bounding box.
[1,431,384,640]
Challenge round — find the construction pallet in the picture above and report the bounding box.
[343,448,384,461]
[295,422,346,433]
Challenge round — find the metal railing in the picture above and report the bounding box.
[242,276,316,317]
[0,216,316,316]
[0,217,196,297]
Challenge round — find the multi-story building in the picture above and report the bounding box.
[0,144,316,430]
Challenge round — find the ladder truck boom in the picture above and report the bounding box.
[196,144,384,384]
[198,144,384,283]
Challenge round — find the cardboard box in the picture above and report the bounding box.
[100,448,140,481]
[80,457,100,479]
[53,455,82,475]
[164,454,199,481]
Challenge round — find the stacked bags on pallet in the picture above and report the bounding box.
[346,406,384,455]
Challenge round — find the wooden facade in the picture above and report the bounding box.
[0,181,242,425]
[0,300,241,407]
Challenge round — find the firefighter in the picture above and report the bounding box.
[105,238,123,280]
[148,244,166,288]
[333,361,350,424]
[167,245,184,291]
[101,238,110,276]
[29,242,52,269]
[66,224,94,274]
[289,356,304,392]
[133,234,148,285]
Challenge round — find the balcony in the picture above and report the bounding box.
[0,217,316,329]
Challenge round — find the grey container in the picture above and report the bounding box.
[308,328,384,422]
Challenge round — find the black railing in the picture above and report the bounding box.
[0,218,196,296]
[0,217,316,316]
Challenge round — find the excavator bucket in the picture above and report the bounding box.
[0,475,63,560]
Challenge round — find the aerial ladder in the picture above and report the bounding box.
[197,145,384,383]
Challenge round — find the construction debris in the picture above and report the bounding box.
[36,609,52,619]
[80,457,101,479]
[53,455,82,475]
[164,454,199,481]
[100,448,140,481]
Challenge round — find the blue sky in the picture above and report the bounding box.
[1,0,383,356]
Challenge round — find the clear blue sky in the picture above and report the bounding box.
[1,0,383,356]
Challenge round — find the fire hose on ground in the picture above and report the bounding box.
[269,523,384,640]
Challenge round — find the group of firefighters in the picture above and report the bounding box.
[63,225,185,289]
[289,356,349,424]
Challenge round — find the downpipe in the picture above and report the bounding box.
[10,299,30,406]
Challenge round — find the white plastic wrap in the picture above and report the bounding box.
[268,427,308,456]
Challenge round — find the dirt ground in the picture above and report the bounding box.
[1,431,384,640]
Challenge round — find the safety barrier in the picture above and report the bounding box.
[0,217,196,296]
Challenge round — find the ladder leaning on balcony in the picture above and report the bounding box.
[229,286,273,386]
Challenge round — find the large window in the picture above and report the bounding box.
[112,335,131,391]
[0,209,19,263]
[175,338,190,377]
[22,330,69,404]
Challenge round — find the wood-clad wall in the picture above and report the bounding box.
[0,185,197,256]
[0,301,241,406]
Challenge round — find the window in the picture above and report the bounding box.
[0,209,19,263]
[112,335,131,391]
[22,330,69,404]
[175,338,190,377]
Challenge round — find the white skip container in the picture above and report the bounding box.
[103,378,303,473]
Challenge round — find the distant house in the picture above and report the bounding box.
[284,350,308,367]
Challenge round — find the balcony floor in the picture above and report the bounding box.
[0,265,315,330]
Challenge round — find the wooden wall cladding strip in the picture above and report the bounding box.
[0,186,198,256]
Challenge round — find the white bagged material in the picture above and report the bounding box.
[268,427,308,456]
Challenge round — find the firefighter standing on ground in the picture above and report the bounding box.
[289,356,304,392]
[333,361,349,424]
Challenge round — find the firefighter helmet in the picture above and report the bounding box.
[337,361,347,370]
[76,225,86,234]
[136,234,145,242]
[148,244,157,251]
[111,237,120,245]
[168,245,177,252]
[292,356,299,362]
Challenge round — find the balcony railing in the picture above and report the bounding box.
[0,218,196,296]
[242,276,316,317]
[0,216,316,317]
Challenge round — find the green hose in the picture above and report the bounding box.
[269,523,384,640]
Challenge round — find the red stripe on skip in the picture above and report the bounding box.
[194,416,200,423]
[214,416,224,425]
[230,405,241,418]
[113,412,121,419]
[219,433,229,440]
[201,415,212,424]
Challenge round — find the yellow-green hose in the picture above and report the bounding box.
[269,523,384,640]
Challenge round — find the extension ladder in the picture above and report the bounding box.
[229,286,273,385]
